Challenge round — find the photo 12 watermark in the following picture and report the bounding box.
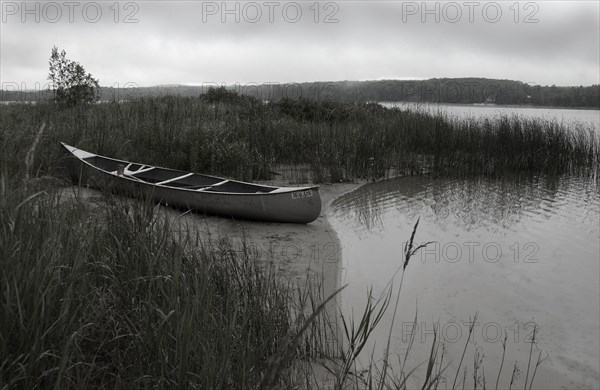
[395,241,541,264]
[0,81,341,103]
[220,81,338,100]
[400,1,540,24]
[200,1,339,24]
[1,81,141,103]
[229,239,341,264]
[401,319,541,345]
[371,79,544,104]
[1,1,140,23]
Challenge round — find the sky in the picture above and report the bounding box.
[1,0,599,89]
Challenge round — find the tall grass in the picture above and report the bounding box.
[0,177,317,389]
[1,96,598,184]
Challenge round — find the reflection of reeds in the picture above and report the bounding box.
[1,96,597,185]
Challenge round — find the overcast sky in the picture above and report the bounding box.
[1,1,598,89]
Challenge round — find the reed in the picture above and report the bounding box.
[1,95,597,184]
[0,178,310,389]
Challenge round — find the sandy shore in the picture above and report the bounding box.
[61,178,363,389]
[171,182,359,280]
[168,180,362,388]
[62,181,360,280]
[61,179,361,298]
[61,180,360,286]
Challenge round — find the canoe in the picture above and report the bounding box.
[61,143,321,223]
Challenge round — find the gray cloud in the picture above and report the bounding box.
[1,1,598,88]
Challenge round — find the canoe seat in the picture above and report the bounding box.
[156,173,194,186]
[195,180,229,191]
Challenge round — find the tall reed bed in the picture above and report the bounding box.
[1,96,597,183]
[0,177,327,388]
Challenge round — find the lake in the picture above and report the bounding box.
[380,102,600,132]
[330,175,599,389]
[328,104,599,389]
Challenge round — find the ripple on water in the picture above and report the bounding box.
[329,174,600,390]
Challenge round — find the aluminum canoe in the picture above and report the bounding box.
[62,143,321,223]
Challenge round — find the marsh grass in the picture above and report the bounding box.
[0,178,316,389]
[1,96,597,184]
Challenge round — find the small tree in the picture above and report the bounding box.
[48,46,100,106]
[202,86,241,104]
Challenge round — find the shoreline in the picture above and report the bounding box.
[61,178,364,301]
[381,101,600,111]
[61,179,364,388]
[169,180,364,297]
[166,180,365,389]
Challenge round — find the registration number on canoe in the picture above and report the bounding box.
[291,190,313,199]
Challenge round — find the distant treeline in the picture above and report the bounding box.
[2,78,599,108]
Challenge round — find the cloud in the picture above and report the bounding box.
[1,1,598,87]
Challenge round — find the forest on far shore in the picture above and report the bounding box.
[2,78,599,109]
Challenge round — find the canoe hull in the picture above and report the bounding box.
[64,145,321,224]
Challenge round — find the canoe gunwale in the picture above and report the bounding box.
[61,142,320,196]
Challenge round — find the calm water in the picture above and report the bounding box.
[329,175,599,389]
[381,102,600,132]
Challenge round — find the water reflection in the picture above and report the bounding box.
[329,175,599,389]
[331,175,599,237]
